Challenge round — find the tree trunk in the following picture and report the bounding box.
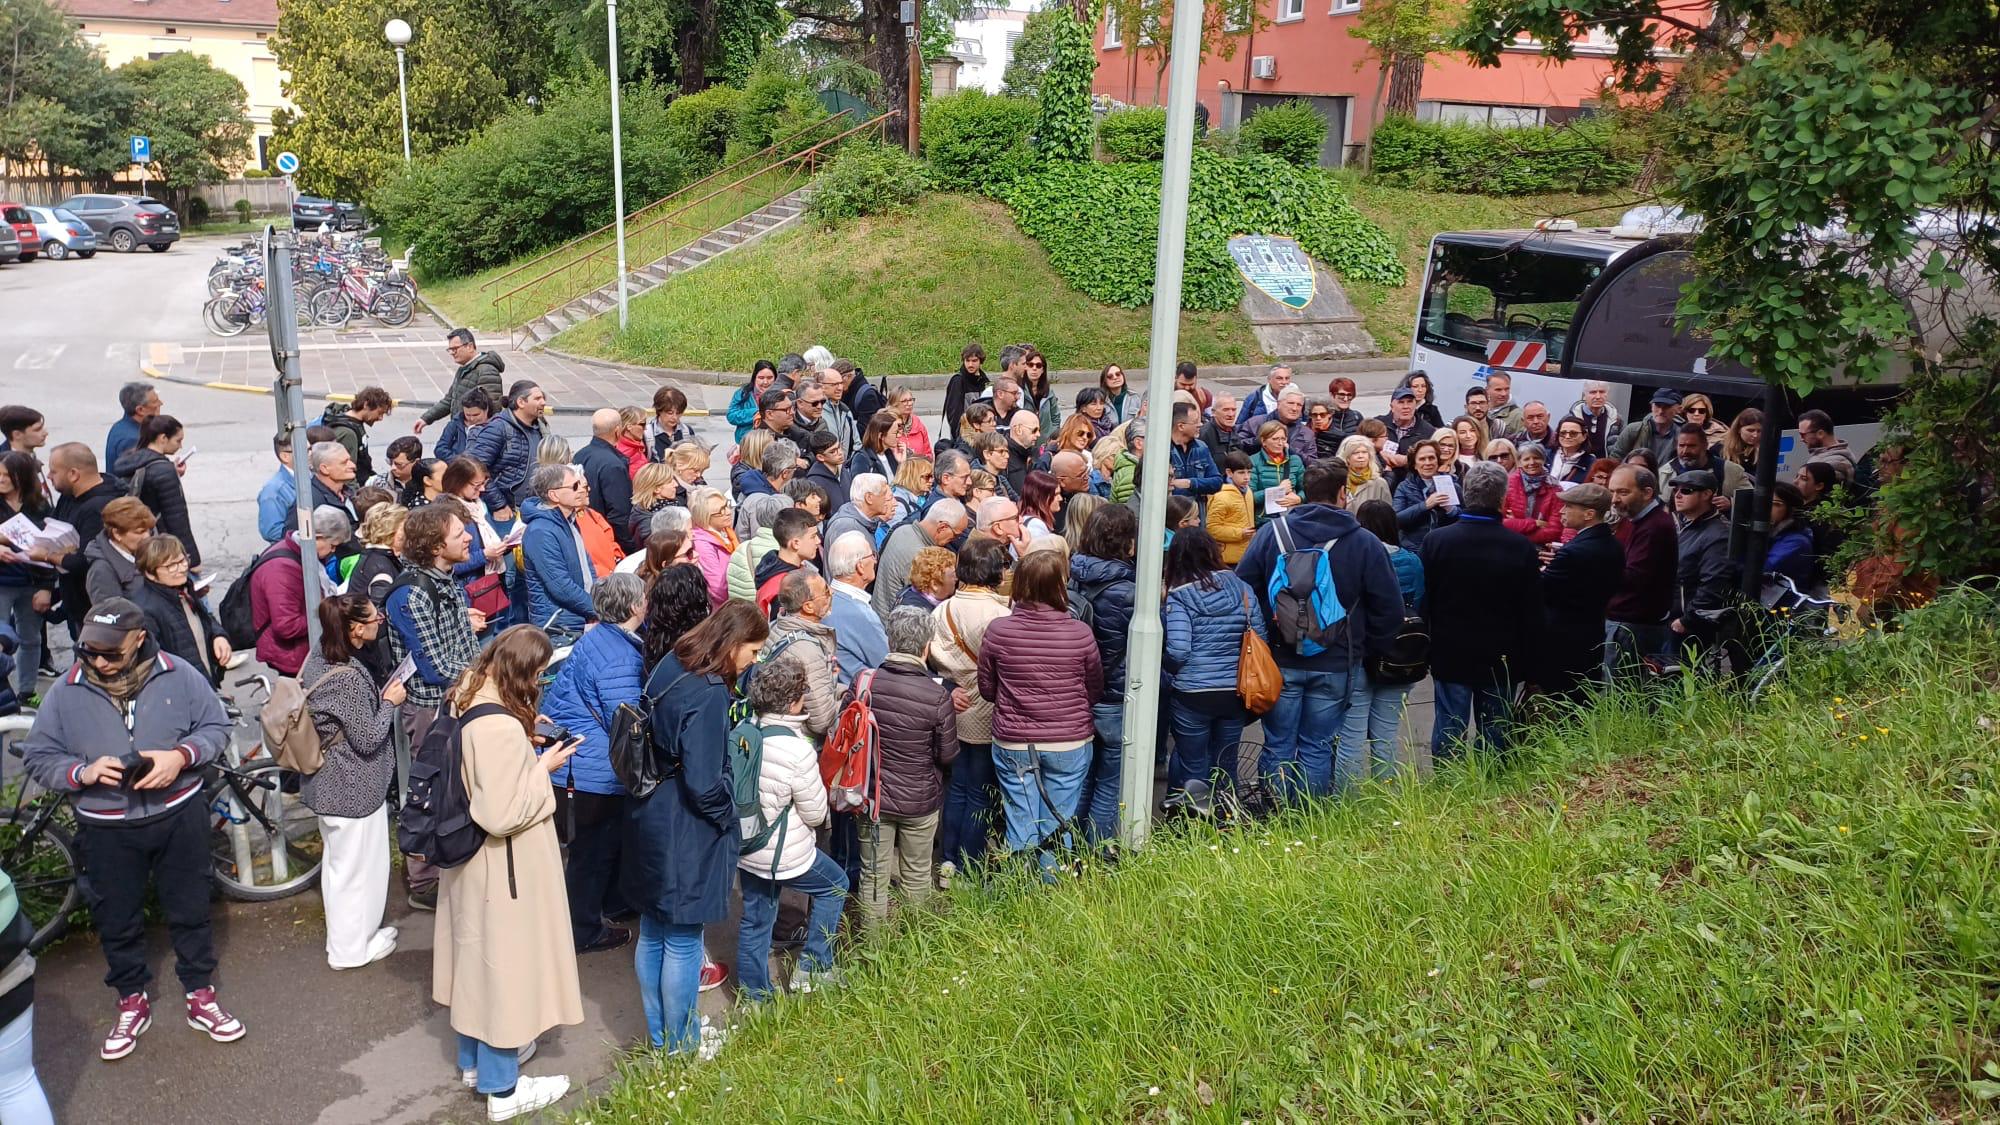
[1385,50,1423,117]
[865,0,912,131]
[676,0,715,93]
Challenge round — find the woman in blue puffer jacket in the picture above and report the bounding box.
[538,572,646,954]
[1162,529,1266,799]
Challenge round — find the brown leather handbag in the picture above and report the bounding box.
[1235,589,1282,715]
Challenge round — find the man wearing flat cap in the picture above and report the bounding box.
[1537,484,1626,700]
[1668,469,1739,648]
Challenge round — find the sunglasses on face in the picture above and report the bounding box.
[80,643,130,661]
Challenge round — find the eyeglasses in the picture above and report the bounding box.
[1309,409,1330,419]
[1028,361,1046,370]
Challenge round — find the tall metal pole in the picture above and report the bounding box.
[265,226,322,652]
[395,47,412,164]
[606,0,631,331]
[1117,0,1204,851]
[907,0,924,154]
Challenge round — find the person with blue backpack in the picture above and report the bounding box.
[1234,462,1405,802]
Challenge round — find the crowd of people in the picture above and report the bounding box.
[0,337,1875,1121]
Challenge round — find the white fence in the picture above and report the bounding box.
[0,176,293,215]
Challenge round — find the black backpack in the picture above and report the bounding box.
[1368,614,1431,686]
[217,545,289,650]
[607,672,689,799]
[398,702,510,870]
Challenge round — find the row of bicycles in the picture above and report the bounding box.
[202,232,417,337]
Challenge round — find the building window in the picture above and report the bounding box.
[1103,8,1120,47]
[257,136,270,169]
[1330,0,1361,12]
[1005,29,1021,64]
[1420,101,1548,128]
[1277,0,1305,21]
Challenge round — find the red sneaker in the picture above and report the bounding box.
[101,992,151,1060]
[185,987,246,1043]
[700,960,728,992]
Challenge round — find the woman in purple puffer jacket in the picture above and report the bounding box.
[976,549,1101,874]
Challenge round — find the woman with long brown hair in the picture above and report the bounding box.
[432,625,582,1119]
[624,600,770,1054]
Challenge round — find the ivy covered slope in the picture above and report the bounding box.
[1004,148,1406,310]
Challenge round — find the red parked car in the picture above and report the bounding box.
[0,202,43,262]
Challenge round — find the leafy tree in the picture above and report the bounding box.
[1347,0,1461,127]
[1001,7,1070,99]
[0,0,130,177]
[523,0,784,93]
[1035,9,1095,162]
[1101,0,1264,103]
[117,52,253,191]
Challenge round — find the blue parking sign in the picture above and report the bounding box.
[130,136,150,162]
[274,151,300,175]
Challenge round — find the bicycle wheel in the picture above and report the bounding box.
[309,287,354,329]
[209,761,322,902]
[0,810,81,954]
[204,294,250,338]
[370,287,415,327]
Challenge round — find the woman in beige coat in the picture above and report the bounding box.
[433,625,584,1122]
[928,537,1012,882]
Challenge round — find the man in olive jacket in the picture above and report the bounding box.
[415,328,506,455]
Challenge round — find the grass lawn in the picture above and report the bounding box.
[186,219,274,237]
[1338,176,1639,355]
[553,193,1263,375]
[582,593,2000,1123]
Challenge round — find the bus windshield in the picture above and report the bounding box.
[1416,239,1606,367]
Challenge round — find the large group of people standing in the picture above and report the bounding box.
[0,335,1875,1122]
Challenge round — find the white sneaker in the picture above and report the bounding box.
[696,1017,727,1062]
[787,964,842,995]
[487,1074,569,1121]
[936,861,955,890]
[462,1038,536,1089]
[332,927,398,971]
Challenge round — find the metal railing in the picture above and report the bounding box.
[486,109,899,334]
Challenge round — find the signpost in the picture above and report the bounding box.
[263,226,322,654]
[130,136,150,195]
[274,152,301,222]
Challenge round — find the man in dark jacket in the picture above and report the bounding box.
[465,381,545,522]
[1537,484,1625,700]
[417,329,505,455]
[1605,464,1678,675]
[1168,402,1222,500]
[802,430,849,512]
[1069,505,1139,843]
[104,382,160,471]
[113,415,200,569]
[20,598,241,1060]
[941,343,990,445]
[321,386,393,484]
[1235,463,1404,800]
[45,442,127,639]
[1667,469,1739,650]
[851,606,959,931]
[834,359,885,432]
[1611,387,1683,467]
[577,409,639,552]
[1421,462,1543,759]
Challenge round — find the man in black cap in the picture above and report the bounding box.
[1537,483,1625,700]
[1376,385,1425,477]
[20,597,241,1061]
[1613,387,1685,466]
[1668,469,1738,649]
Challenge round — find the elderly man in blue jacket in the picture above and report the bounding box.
[519,463,597,642]
[1234,461,1405,801]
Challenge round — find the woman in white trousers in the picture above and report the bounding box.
[299,593,407,969]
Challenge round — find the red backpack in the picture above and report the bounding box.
[819,670,880,819]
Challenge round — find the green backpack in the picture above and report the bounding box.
[727,717,788,878]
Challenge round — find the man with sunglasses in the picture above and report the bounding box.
[21,597,241,1061]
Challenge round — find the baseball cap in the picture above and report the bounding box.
[1560,483,1612,514]
[1650,388,1685,406]
[78,598,147,648]
[1671,468,1719,492]
[1391,387,1418,401]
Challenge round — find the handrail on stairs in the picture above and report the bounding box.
[499,109,900,336]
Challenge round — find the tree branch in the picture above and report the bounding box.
[781,0,862,28]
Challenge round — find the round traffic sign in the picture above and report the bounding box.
[275,151,300,175]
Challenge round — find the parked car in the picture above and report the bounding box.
[23,206,97,260]
[292,196,366,232]
[0,203,43,262]
[56,194,180,252]
[0,224,19,265]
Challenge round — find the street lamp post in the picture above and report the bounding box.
[606,0,630,331]
[384,19,412,164]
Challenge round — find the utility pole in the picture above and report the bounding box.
[905,0,924,153]
[385,19,413,164]
[1117,0,1205,850]
[264,226,321,652]
[607,0,631,331]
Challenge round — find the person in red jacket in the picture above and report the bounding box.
[249,506,349,676]
[1501,444,1566,546]
[976,550,1101,875]
[1604,464,1678,676]
[849,606,959,931]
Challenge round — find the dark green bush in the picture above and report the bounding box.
[1238,99,1328,167]
[185,196,211,225]
[921,90,1040,193]
[1004,148,1403,310]
[1097,107,1167,162]
[807,139,931,227]
[374,79,691,278]
[1369,115,1640,194]
[734,69,802,151]
[664,86,741,165]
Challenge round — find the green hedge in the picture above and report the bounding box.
[1097,107,1167,162]
[373,80,691,278]
[1004,148,1404,310]
[921,90,1040,193]
[1369,115,1639,194]
[806,139,932,227]
[1238,99,1328,167]
[664,86,741,166]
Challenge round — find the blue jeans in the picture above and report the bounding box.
[1364,683,1413,780]
[0,1008,51,1125]
[1430,679,1513,761]
[456,1034,519,1096]
[1165,695,1247,793]
[0,586,46,701]
[736,849,848,1002]
[1082,703,1125,844]
[938,741,998,869]
[1258,665,1370,800]
[634,914,705,1052]
[992,741,1090,869]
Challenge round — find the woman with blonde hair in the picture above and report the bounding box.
[1451,415,1489,469]
[667,442,710,489]
[732,430,773,499]
[684,486,738,607]
[615,406,650,478]
[434,625,583,1119]
[1336,435,1391,508]
[1061,492,1104,558]
[628,462,679,545]
[886,385,932,459]
[891,456,934,525]
[1680,393,1728,447]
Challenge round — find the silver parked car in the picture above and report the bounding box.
[24,206,97,260]
[0,223,19,265]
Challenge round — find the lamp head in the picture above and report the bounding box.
[384,18,412,46]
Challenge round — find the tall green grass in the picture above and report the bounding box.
[584,593,2000,1123]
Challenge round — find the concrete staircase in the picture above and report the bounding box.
[516,183,815,348]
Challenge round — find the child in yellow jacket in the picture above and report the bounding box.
[1207,451,1256,565]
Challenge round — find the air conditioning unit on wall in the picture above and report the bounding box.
[1251,55,1277,79]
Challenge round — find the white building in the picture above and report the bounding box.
[947,0,1041,94]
